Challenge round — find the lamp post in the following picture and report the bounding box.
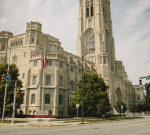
[81,48,94,124]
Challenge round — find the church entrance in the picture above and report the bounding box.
[116,87,122,104]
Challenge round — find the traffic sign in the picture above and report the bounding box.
[5,74,11,84]
[76,104,79,108]
[146,75,150,80]
[6,74,11,80]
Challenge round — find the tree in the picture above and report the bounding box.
[137,104,146,113]
[114,101,127,115]
[145,83,150,112]
[145,83,150,96]
[129,103,138,117]
[71,72,111,116]
[97,96,112,116]
[0,64,23,116]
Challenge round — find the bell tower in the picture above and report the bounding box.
[76,0,116,79]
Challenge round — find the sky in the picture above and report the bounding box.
[0,0,150,85]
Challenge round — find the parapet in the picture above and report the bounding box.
[26,21,42,32]
[0,31,13,39]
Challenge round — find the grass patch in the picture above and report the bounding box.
[124,117,143,119]
[62,118,119,123]
[85,119,103,122]
[62,117,143,123]
[0,120,27,123]
[63,120,81,123]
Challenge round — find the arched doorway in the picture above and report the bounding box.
[116,87,122,103]
[33,110,36,116]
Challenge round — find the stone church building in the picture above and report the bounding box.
[0,0,145,116]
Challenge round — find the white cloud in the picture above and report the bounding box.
[123,0,150,26]
[111,0,150,84]
[0,0,150,85]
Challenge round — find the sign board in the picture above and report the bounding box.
[6,74,11,81]
[36,111,49,115]
[146,75,150,80]
[6,74,11,84]
[76,104,79,108]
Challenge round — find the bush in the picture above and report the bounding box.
[114,101,127,115]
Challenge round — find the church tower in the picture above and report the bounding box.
[76,0,116,80]
[76,0,135,108]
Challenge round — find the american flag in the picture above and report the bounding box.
[41,49,47,72]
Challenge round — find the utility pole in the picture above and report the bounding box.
[81,56,84,124]
[81,48,95,124]
[2,51,11,122]
[80,36,95,124]
[12,81,17,124]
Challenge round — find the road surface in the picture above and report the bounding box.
[0,118,150,135]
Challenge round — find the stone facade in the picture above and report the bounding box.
[2,22,96,116]
[0,0,145,116]
[132,85,145,104]
[0,31,13,63]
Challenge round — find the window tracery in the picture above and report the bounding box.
[90,0,93,16]
[86,0,90,17]
[105,31,109,52]
[84,28,95,54]
[86,0,94,18]
[70,81,74,91]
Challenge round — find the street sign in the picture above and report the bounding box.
[146,75,150,80]
[6,74,11,80]
[6,74,11,84]
[76,104,79,108]
[76,104,79,119]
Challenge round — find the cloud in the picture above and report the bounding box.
[111,0,150,84]
[0,0,150,84]
[0,0,78,54]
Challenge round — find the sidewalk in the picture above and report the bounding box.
[1,116,149,127]
[0,118,83,127]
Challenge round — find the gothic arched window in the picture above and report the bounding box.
[70,81,74,91]
[105,31,109,52]
[86,0,94,18]
[90,0,93,16]
[85,28,95,54]
[86,0,90,18]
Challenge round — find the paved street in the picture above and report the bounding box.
[0,118,150,135]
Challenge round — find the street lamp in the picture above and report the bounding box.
[81,48,95,124]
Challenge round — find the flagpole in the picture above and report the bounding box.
[41,43,47,111]
[41,68,45,111]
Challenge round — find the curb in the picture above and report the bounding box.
[0,123,10,126]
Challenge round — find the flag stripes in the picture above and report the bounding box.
[41,49,47,72]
